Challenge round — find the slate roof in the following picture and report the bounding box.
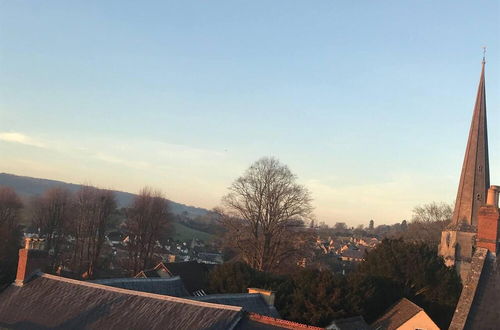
[192,293,280,318]
[371,298,422,330]
[341,249,365,260]
[136,261,211,295]
[198,252,223,263]
[0,273,242,330]
[91,276,189,297]
[450,248,500,329]
[106,231,125,242]
[140,269,162,278]
[163,261,210,294]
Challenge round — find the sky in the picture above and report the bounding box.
[1,1,499,226]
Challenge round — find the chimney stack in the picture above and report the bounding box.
[477,186,500,254]
[248,288,276,306]
[486,186,499,207]
[15,237,49,286]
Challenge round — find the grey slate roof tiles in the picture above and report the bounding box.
[0,273,242,330]
[91,276,189,297]
[371,298,422,330]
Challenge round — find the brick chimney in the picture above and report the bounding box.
[477,186,500,254]
[15,237,49,286]
[248,288,276,306]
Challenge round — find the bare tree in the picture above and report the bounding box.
[218,157,313,273]
[69,186,116,279]
[31,187,73,270]
[0,186,23,286]
[0,186,23,230]
[403,202,452,244]
[124,188,172,275]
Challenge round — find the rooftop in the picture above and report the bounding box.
[137,261,211,295]
[90,276,189,297]
[449,248,500,329]
[371,298,422,330]
[0,273,242,329]
[191,293,280,318]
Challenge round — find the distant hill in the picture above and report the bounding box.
[0,173,209,218]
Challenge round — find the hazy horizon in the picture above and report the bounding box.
[1,1,499,226]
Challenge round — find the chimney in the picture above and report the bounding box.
[15,237,49,286]
[248,288,276,306]
[477,186,500,254]
[486,185,499,206]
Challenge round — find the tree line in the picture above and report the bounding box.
[0,185,173,287]
[208,239,461,329]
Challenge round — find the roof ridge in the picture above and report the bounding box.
[399,297,423,311]
[91,276,183,283]
[371,297,423,329]
[39,273,242,311]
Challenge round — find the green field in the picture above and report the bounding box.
[171,222,214,242]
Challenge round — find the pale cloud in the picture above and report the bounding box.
[92,152,151,170]
[0,132,45,148]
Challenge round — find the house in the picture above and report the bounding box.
[340,248,365,262]
[371,298,439,330]
[197,252,223,264]
[0,240,321,330]
[0,243,241,329]
[133,264,280,317]
[106,231,125,246]
[135,261,211,296]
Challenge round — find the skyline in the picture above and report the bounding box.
[1,1,500,226]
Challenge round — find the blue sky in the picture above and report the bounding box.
[1,1,499,226]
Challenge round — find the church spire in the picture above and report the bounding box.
[451,60,489,227]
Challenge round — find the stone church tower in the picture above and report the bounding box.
[439,59,489,281]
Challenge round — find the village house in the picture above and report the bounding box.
[371,298,439,330]
[135,261,211,296]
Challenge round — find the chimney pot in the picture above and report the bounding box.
[486,186,500,207]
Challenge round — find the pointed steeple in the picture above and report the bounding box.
[451,60,489,227]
